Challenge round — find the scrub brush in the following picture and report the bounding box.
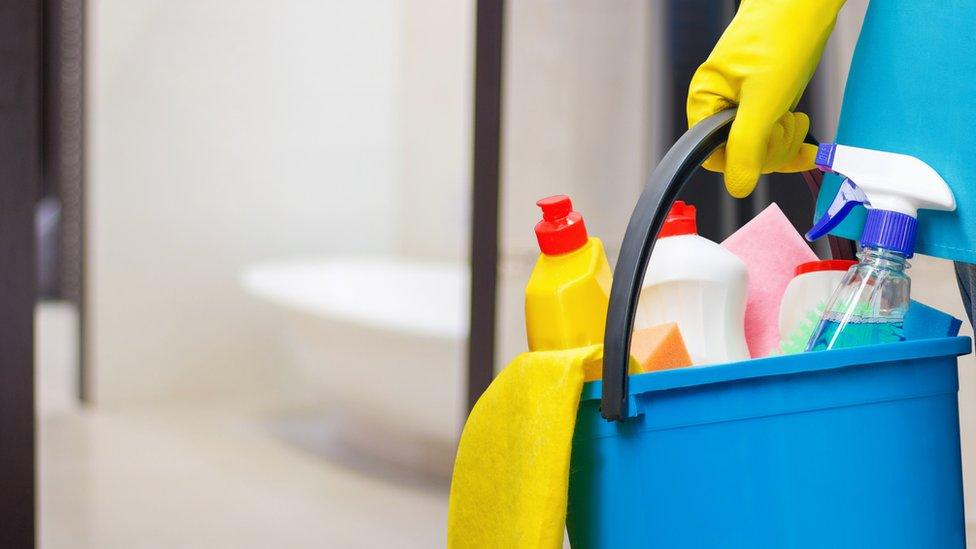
[773,303,824,355]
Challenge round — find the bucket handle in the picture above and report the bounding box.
[600,108,855,421]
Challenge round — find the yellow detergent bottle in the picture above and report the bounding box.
[525,195,612,355]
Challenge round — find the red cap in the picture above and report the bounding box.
[535,195,588,255]
[658,201,697,238]
[794,259,857,276]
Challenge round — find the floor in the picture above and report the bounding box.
[37,304,449,549]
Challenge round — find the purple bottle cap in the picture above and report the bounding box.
[861,209,917,257]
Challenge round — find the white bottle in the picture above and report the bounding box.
[635,201,749,365]
[778,259,856,340]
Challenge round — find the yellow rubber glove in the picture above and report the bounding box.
[687,0,846,198]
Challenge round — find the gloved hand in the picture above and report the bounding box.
[688,0,846,198]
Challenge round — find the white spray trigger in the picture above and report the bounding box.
[806,143,956,244]
[814,144,955,218]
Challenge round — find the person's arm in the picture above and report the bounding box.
[687,0,846,198]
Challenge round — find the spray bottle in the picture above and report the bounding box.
[804,143,956,351]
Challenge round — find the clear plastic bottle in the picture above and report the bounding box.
[805,246,910,351]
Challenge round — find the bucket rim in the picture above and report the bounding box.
[580,336,972,402]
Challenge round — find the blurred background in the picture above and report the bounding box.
[1,0,970,547]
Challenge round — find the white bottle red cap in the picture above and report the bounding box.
[794,259,857,277]
[659,201,697,238]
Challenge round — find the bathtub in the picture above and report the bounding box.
[242,257,469,474]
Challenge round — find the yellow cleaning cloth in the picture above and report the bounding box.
[447,344,603,548]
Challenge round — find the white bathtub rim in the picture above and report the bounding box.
[241,256,470,341]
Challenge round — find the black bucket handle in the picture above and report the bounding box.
[600,108,855,421]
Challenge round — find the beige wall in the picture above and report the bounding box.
[394,1,474,262]
[499,1,654,259]
[87,1,406,404]
[812,0,868,139]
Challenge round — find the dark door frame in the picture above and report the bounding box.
[467,0,504,412]
[0,0,40,546]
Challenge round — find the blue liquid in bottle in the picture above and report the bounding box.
[805,247,910,352]
[807,315,905,352]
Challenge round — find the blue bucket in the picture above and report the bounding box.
[568,337,970,547]
[570,111,972,547]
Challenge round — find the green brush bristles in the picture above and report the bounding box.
[774,302,826,356]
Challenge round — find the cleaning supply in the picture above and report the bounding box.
[776,260,855,355]
[805,144,957,351]
[776,303,824,355]
[448,344,601,549]
[525,195,612,352]
[779,259,856,341]
[687,0,845,197]
[904,300,963,340]
[635,201,749,365]
[629,322,693,373]
[721,203,818,358]
[782,300,963,355]
[448,195,633,547]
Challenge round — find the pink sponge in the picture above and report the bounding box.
[722,203,817,358]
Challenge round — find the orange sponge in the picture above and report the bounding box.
[630,322,693,373]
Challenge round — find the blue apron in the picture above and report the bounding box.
[815,1,976,263]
